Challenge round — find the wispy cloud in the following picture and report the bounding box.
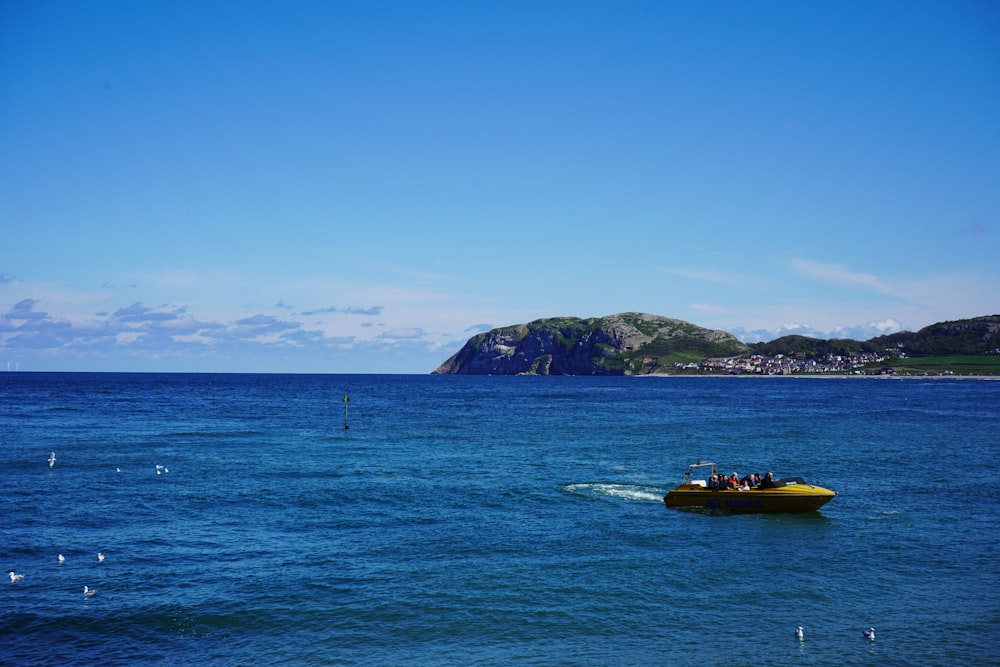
[789,259,901,297]
[113,302,187,322]
[343,306,383,316]
[234,314,295,329]
[658,267,744,286]
[688,303,724,313]
[689,245,731,258]
[301,305,384,316]
[957,222,990,236]
[0,263,523,372]
[377,327,426,341]
[0,285,459,371]
[364,261,458,284]
[4,299,48,320]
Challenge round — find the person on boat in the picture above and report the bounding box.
[758,472,777,489]
[708,474,719,489]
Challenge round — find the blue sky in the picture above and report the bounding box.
[2,1,997,373]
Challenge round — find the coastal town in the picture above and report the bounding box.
[674,349,908,376]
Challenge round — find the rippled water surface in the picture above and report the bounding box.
[2,373,998,666]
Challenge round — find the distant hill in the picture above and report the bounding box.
[433,313,1000,375]
[869,314,1000,356]
[432,312,748,375]
[746,315,1000,359]
[749,335,875,359]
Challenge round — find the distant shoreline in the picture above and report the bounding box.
[643,373,1000,380]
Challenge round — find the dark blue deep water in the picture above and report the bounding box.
[2,373,998,666]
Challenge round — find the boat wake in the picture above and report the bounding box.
[562,482,665,503]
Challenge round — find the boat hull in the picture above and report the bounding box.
[664,485,836,513]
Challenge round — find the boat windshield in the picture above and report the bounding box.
[680,462,717,485]
[773,476,806,488]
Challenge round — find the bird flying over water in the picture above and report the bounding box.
[863,627,876,640]
[83,585,96,597]
[794,626,804,641]
[8,571,24,582]
[48,451,56,468]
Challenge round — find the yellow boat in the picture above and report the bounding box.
[664,462,837,513]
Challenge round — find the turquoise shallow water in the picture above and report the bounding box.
[2,373,999,666]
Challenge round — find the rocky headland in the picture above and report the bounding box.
[432,313,1000,376]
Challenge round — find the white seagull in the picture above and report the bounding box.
[83,585,96,597]
[8,571,24,583]
[863,627,876,641]
[794,626,804,641]
[58,554,65,564]
[97,552,105,564]
[48,451,56,468]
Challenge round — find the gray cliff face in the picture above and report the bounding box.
[432,312,748,375]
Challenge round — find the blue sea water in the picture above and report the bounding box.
[2,373,999,666]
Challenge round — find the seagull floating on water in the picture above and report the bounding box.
[58,554,65,564]
[794,626,804,641]
[862,627,876,641]
[97,552,105,564]
[8,571,24,583]
[48,451,56,468]
[83,585,96,597]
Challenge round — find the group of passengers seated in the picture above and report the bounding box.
[707,471,776,490]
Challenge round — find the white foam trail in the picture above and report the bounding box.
[565,483,664,502]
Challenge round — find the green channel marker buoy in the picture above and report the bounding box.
[343,394,350,430]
